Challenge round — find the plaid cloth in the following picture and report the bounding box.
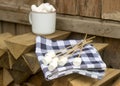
[36,36,106,80]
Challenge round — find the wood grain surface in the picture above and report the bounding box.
[78,0,101,18]
[102,0,120,21]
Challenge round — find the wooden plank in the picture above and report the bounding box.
[93,43,108,51]
[45,0,78,15]
[0,33,13,69]
[69,75,96,86]
[23,0,44,6]
[9,83,20,86]
[9,69,32,84]
[0,69,3,86]
[16,24,31,35]
[5,30,71,59]
[26,72,44,86]
[0,9,29,24]
[8,52,16,69]
[12,56,32,72]
[78,0,101,18]
[44,0,56,6]
[0,52,10,69]
[0,21,2,33]
[0,3,18,12]
[0,33,13,50]
[56,15,120,39]
[112,77,120,86]
[3,68,13,86]
[103,38,120,68]
[92,68,120,86]
[0,0,18,6]
[52,74,80,86]
[22,52,40,74]
[2,22,16,35]
[102,0,120,21]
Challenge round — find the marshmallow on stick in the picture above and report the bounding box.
[58,56,69,66]
[42,51,56,65]
[48,58,59,71]
[73,58,82,66]
[73,34,88,66]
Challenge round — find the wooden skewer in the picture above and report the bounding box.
[86,36,96,41]
[58,38,93,60]
[57,36,94,58]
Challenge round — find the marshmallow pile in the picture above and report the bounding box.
[31,3,56,12]
[42,51,82,71]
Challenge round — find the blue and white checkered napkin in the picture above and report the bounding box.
[36,36,106,80]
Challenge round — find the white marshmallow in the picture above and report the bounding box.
[38,3,45,10]
[58,57,68,66]
[31,5,39,12]
[44,3,52,12]
[42,56,52,65]
[31,3,56,12]
[31,5,37,10]
[48,58,58,71]
[45,51,56,57]
[49,5,56,12]
[73,58,82,66]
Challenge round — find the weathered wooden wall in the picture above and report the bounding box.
[0,21,31,35]
[0,0,120,69]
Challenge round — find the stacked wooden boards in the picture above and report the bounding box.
[0,30,119,86]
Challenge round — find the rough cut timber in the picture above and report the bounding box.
[0,33,13,69]
[0,69,3,86]
[8,52,16,69]
[12,56,32,73]
[0,22,2,33]
[5,30,71,59]
[22,52,40,74]
[52,74,81,86]
[92,43,108,51]
[3,68,13,86]
[9,69,32,84]
[0,52,10,69]
[104,38,120,69]
[69,75,97,86]
[24,72,53,86]
[112,77,120,86]
[92,68,120,86]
